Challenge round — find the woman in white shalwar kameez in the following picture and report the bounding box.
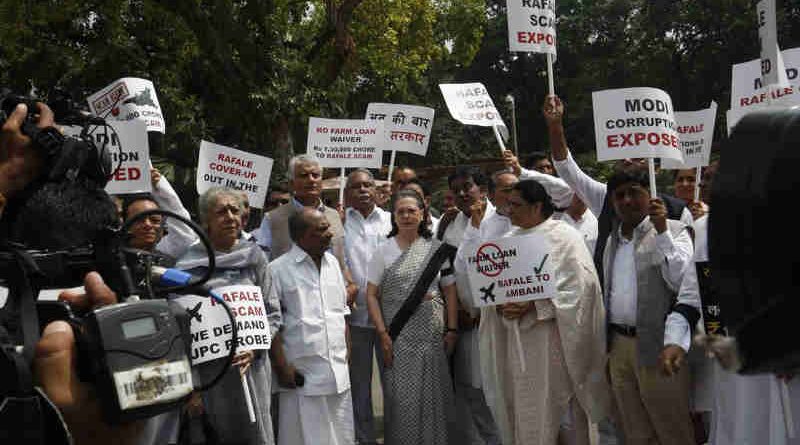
[479,179,610,445]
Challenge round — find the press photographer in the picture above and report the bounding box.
[0,100,138,444]
[0,97,231,445]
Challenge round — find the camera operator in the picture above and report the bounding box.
[36,274,146,445]
[0,103,49,212]
[1,102,146,444]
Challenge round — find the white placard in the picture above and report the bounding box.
[757,0,788,88]
[62,120,152,194]
[173,285,272,365]
[365,103,435,156]
[438,83,509,135]
[506,0,557,54]
[592,87,682,162]
[662,102,718,170]
[87,78,165,133]
[729,47,800,131]
[466,234,556,307]
[306,118,383,169]
[197,141,272,209]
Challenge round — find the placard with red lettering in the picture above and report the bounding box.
[728,47,800,132]
[197,141,272,209]
[465,234,556,308]
[87,78,166,133]
[62,120,152,194]
[506,0,556,54]
[306,118,383,168]
[173,285,272,365]
[365,103,435,156]
[592,87,682,162]
[439,83,509,136]
[662,102,718,170]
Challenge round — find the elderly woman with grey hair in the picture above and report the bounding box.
[175,186,281,445]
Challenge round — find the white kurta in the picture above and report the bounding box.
[555,209,598,256]
[344,206,391,327]
[479,219,610,445]
[152,174,197,259]
[445,202,495,389]
[270,244,354,445]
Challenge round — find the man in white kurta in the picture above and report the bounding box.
[343,169,391,445]
[270,208,354,445]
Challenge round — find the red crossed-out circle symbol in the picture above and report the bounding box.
[476,243,505,277]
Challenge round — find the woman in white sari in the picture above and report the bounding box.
[480,179,610,445]
[365,189,460,445]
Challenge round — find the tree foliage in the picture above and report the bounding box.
[2,0,800,202]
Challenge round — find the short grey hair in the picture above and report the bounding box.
[198,187,244,229]
[345,168,375,188]
[489,168,518,194]
[491,168,516,183]
[288,154,322,181]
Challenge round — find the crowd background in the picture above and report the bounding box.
[2,1,800,197]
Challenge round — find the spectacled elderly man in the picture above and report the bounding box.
[255,154,357,301]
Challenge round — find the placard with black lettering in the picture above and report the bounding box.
[592,87,682,162]
[173,285,272,365]
[465,234,556,307]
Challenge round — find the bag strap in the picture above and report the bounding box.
[388,243,457,341]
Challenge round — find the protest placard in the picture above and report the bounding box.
[757,0,788,89]
[306,118,383,169]
[729,47,800,132]
[365,103,435,157]
[661,102,718,170]
[197,141,272,209]
[592,87,682,163]
[88,78,166,133]
[62,120,152,194]
[173,285,272,365]
[465,234,556,308]
[506,0,557,54]
[439,83,508,131]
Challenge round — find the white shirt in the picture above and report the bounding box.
[152,175,197,259]
[344,206,392,327]
[608,217,697,351]
[446,203,498,389]
[255,197,326,251]
[662,215,706,352]
[442,211,469,247]
[430,215,441,236]
[556,209,598,256]
[519,167,575,209]
[270,245,350,396]
[460,201,503,244]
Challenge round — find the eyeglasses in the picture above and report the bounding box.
[269,198,290,206]
[132,215,164,226]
